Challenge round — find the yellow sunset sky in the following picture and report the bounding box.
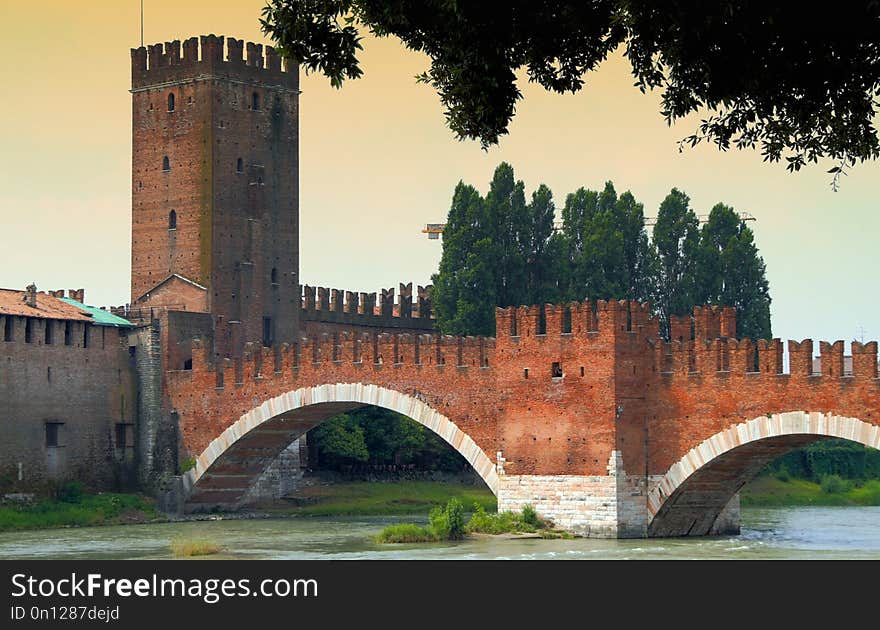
[0,1,877,347]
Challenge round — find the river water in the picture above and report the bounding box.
[1,506,878,560]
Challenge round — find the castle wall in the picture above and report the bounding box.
[0,315,138,493]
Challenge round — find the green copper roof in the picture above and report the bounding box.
[60,298,134,327]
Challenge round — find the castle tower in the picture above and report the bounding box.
[130,35,299,354]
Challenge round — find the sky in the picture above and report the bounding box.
[0,1,877,348]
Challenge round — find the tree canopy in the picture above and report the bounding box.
[261,2,880,178]
[431,163,772,340]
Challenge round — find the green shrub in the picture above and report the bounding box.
[429,497,465,540]
[179,458,197,474]
[521,504,541,528]
[774,467,791,483]
[56,481,83,504]
[466,503,547,534]
[373,524,438,543]
[820,474,852,494]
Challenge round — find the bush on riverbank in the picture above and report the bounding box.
[374,499,567,543]
[0,490,156,532]
[466,503,546,535]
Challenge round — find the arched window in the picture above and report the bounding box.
[252,92,260,110]
[168,210,177,230]
[162,156,170,171]
[236,158,243,173]
[270,268,278,284]
[167,93,175,112]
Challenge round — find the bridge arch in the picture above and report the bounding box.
[182,383,499,509]
[647,411,880,537]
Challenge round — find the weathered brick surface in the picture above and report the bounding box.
[0,315,138,492]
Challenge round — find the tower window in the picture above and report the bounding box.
[236,158,243,173]
[45,422,63,448]
[3,318,11,342]
[252,92,260,110]
[271,268,278,284]
[64,322,72,346]
[45,321,53,345]
[168,210,177,230]
[167,93,175,112]
[262,317,274,347]
[25,319,33,343]
[83,325,90,348]
[162,156,170,171]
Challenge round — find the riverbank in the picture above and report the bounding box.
[0,492,158,532]
[741,477,880,506]
[252,480,497,516]
[4,476,879,532]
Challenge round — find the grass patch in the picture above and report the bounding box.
[0,493,157,532]
[466,503,550,535]
[372,524,438,544]
[741,477,880,507]
[268,481,496,517]
[171,539,222,557]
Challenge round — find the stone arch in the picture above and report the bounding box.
[647,411,880,537]
[182,383,499,507]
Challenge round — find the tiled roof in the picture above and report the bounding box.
[0,288,93,322]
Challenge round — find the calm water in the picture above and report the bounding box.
[1,507,878,560]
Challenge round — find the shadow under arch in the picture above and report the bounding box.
[182,383,499,510]
[648,411,880,537]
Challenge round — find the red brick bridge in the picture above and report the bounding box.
[167,300,880,538]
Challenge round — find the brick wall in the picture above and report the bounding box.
[0,315,138,492]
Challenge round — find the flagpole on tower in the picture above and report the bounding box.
[140,0,144,47]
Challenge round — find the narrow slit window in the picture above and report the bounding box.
[24,319,33,343]
[162,156,170,171]
[524,368,529,379]
[168,209,177,230]
[252,92,260,110]
[3,317,11,342]
[45,422,63,448]
[83,325,90,348]
[44,321,53,345]
[262,317,274,347]
[271,267,278,284]
[236,158,243,173]
[167,93,175,112]
[64,322,72,346]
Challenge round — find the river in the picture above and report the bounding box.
[1,506,878,560]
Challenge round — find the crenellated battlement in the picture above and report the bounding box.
[131,35,298,90]
[300,283,435,331]
[495,299,659,344]
[187,326,496,384]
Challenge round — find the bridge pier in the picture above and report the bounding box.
[497,451,742,538]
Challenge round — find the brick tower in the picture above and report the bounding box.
[130,35,299,355]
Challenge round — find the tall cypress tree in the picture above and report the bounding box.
[653,188,701,336]
[524,183,559,306]
[697,203,772,339]
[484,162,529,307]
[431,182,496,335]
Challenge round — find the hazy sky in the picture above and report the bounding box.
[1,1,877,348]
